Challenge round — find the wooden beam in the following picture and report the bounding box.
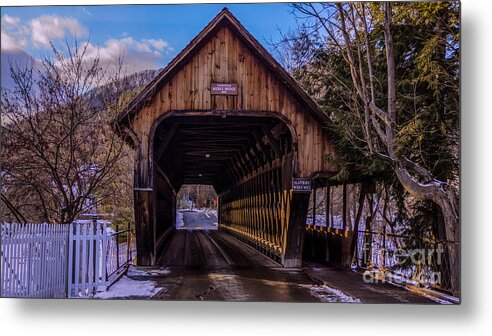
[252,128,273,163]
[156,165,177,197]
[226,165,239,184]
[342,182,347,230]
[241,148,256,172]
[156,124,177,161]
[236,151,252,176]
[261,125,282,159]
[247,136,265,167]
[228,157,243,182]
[313,187,317,227]
[325,186,330,227]
[233,152,248,177]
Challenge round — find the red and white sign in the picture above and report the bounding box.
[210,83,238,95]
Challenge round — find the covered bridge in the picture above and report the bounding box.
[115,8,339,267]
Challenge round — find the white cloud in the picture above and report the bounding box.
[78,36,171,75]
[1,15,20,26]
[1,31,20,51]
[1,16,26,51]
[2,14,86,49]
[1,13,170,75]
[80,7,92,16]
[143,39,169,51]
[29,15,87,48]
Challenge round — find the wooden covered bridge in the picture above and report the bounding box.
[115,8,339,267]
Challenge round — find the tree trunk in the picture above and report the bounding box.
[433,190,460,296]
[350,183,367,265]
[384,4,459,295]
[395,166,459,295]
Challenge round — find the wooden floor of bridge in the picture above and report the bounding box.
[128,212,442,303]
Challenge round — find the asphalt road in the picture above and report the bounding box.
[179,210,218,230]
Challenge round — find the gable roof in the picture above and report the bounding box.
[115,7,329,128]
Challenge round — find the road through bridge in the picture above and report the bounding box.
[124,210,437,303]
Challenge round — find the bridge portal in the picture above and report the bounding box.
[115,8,338,267]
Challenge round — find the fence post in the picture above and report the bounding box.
[116,224,120,271]
[27,225,32,297]
[68,223,74,297]
[382,225,387,272]
[101,222,107,290]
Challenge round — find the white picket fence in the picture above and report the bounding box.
[67,221,132,298]
[1,223,70,298]
[1,222,133,298]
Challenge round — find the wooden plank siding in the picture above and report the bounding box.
[125,22,337,187]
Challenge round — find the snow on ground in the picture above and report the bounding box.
[208,209,218,225]
[306,214,346,228]
[299,284,361,303]
[176,211,184,228]
[306,214,327,226]
[127,265,171,277]
[94,276,161,299]
[415,292,454,305]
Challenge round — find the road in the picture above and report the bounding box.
[128,210,439,303]
[155,210,322,301]
[179,210,218,230]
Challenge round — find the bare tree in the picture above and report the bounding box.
[1,41,132,224]
[290,2,459,293]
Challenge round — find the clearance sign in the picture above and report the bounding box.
[292,178,312,193]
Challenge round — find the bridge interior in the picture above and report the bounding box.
[153,115,292,192]
[150,114,308,267]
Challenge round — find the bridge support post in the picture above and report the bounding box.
[154,169,177,260]
[134,189,155,266]
[282,192,310,268]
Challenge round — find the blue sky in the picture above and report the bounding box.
[1,4,299,73]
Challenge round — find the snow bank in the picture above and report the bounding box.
[94,276,161,299]
[127,265,171,277]
[176,211,184,228]
[415,292,454,305]
[299,284,361,303]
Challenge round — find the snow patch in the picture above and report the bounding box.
[300,284,361,303]
[416,292,454,305]
[127,265,170,277]
[94,276,161,299]
[176,211,184,228]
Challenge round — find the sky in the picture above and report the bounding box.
[1,4,300,75]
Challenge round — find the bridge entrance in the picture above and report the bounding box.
[147,112,308,267]
[115,8,338,267]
